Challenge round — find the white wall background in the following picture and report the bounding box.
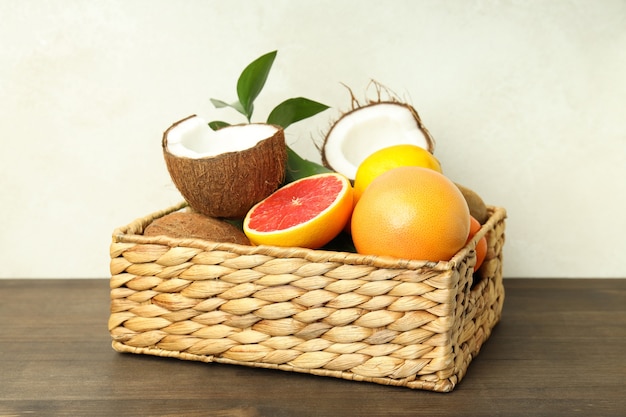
[1,0,624,279]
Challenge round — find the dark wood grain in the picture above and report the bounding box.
[1,278,624,417]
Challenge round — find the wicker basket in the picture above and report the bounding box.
[109,202,506,392]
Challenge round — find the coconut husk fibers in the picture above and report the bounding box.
[163,117,287,219]
[143,211,250,245]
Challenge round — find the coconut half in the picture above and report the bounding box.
[322,102,436,180]
[163,115,287,218]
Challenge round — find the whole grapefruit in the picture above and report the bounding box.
[351,166,470,262]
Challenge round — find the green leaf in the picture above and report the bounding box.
[236,50,277,121]
[321,231,357,253]
[224,217,244,230]
[267,97,330,129]
[210,98,230,108]
[208,120,231,130]
[285,146,332,183]
[210,98,246,117]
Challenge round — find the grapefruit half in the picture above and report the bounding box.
[243,173,353,249]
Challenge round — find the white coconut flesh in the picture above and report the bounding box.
[165,115,280,158]
[323,103,435,180]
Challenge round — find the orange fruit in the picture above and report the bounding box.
[243,173,353,249]
[353,144,442,203]
[467,216,487,271]
[351,166,470,262]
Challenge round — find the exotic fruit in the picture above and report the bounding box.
[321,82,436,180]
[243,173,353,249]
[351,166,471,262]
[144,211,251,245]
[163,115,287,218]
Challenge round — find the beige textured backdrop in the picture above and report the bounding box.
[1,0,625,278]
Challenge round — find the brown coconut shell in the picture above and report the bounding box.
[163,115,287,219]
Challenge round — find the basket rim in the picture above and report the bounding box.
[112,202,506,272]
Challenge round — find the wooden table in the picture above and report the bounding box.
[1,278,624,416]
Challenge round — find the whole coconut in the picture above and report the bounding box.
[455,183,489,225]
[163,115,287,219]
[144,211,250,245]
